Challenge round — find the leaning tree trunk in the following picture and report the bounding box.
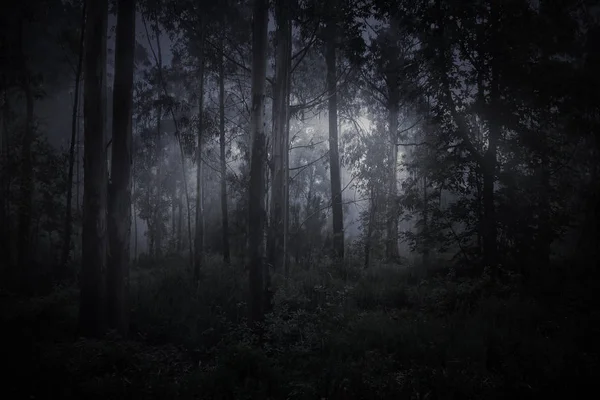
[107,0,135,337]
[62,0,87,270]
[268,0,292,294]
[219,34,231,264]
[193,19,206,282]
[247,0,269,324]
[325,11,344,260]
[79,0,108,337]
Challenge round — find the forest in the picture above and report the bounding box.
[1,0,599,398]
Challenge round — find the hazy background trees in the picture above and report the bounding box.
[1,0,599,397]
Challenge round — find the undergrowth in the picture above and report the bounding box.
[1,254,596,399]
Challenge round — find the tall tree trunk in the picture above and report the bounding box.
[194,20,206,281]
[364,187,377,269]
[17,18,34,276]
[79,0,108,337]
[1,87,10,267]
[76,97,81,215]
[385,97,399,261]
[133,174,138,263]
[325,11,344,260]
[62,0,87,269]
[268,0,292,289]
[107,0,135,337]
[247,0,269,323]
[175,130,193,270]
[219,35,231,264]
[422,176,430,266]
[154,23,163,259]
[483,3,500,271]
[177,188,183,252]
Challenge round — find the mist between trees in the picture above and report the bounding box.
[1,0,599,398]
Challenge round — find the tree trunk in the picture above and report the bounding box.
[107,0,135,337]
[175,128,193,270]
[79,0,108,337]
[422,176,430,266]
[482,3,500,272]
[1,86,11,267]
[219,35,231,264]
[154,23,163,259]
[17,18,34,276]
[268,0,291,286]
[247,0,269,324]
[177,189,183,252]
[325,12,344,260]
[385,98,399,261]
[194,20,206,282]
[62,0,87,269]
[364,187,377,269]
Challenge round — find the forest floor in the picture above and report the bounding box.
[2,254,598,399]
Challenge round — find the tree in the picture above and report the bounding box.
[107,0,135,336]
[79,0,108,337]
[61,0,87,270]
[325,0,344,259]
[267,0,292,282]
[16,14,35,274]
[218,32,231,264]
[247,0,269,323]
[194,18,206,282]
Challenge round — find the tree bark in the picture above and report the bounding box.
[17,18,34,276]
[385,98,399,261]
[364,187,377,268]
[154,23,163,259]
[1,85,11,267]
[194,19,206,282]
[107,0,135,337]
[248,0,269,323]
[62,0,87,269]
[325,10,344,260]
[79,0,108,337]
[422,176,430,266]
[268,0,292,282]
[219,35,231,264]
[482,2,500,271]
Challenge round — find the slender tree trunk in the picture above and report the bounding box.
[79,0,108,337]
[247,0,269,323]
[483,3,500,272]
[175,131,193,270]
[194,20,206,281]
[154,23,163,259]
[325,12,344,260]
[422,176,430,266]
[133,180,138,263]
[1,87,10,267]
[17,18,34,276]
[76,97,81,215]
[62,0,87,269]
[364,187,377,269]
[385,98,399,261]
[219,35,231,264]
[268,0,292,294]
[177,188,183,252]
[107,0,135,337]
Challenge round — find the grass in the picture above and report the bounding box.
[1,254,596,399]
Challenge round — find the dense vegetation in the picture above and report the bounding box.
[1,0,598,398]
